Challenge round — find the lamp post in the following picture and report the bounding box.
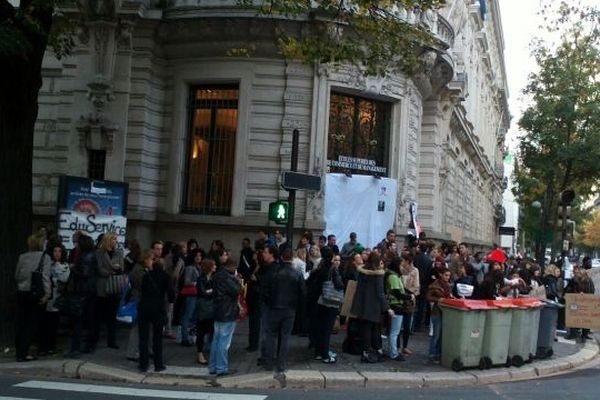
[531,200,543,266]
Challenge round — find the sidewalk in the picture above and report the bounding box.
[1,319,598,389]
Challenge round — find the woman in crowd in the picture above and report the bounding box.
[196,259,216,365]
[180,248,203,346]
[310,249,343,363]
[125,250,148,361]
[39,244,70,356]
[92,232,124,351]
[427,267,453,363]
[565,265,595,341]
[64,234,97,357]
[453,262,477,299]
[124,239,141,273]
[306,245,321,275]
[138,251,175,372]
[292,248,308,279]
[208,240,225,267]
[385,256,414,361]
[543,264,561,302]
[14,234,51,362]
[399,253,419,356]
[351,252,393,363]
[165,243,186,339]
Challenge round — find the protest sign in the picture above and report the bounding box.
[57,209,127,250]
[565,293,600,329]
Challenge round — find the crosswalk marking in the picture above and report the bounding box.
[0,397,43,400]
[14,381,267,400]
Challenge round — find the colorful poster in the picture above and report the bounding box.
[57,176,128,216]
[57,210,127,250]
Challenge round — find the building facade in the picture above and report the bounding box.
[32,0,509,249]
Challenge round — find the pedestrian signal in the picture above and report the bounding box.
[268,201,289,224]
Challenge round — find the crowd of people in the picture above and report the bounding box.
[13,226,595,374]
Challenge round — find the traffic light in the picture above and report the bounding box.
[557,205,571,228]
[268,200,289,224]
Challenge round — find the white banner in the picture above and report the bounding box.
[324,173,397,249]
[57,209,127,250]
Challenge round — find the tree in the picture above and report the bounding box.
[581,209,600,249]
[512,1,600,265]
[237,0,447,76]
[0,0,76,343]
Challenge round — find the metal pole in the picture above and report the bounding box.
[286,129,299,247]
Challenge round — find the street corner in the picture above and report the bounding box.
[467,369,512,384]
[0,359,65,377]
[78,362,145,384]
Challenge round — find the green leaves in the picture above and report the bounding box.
[237,0,446,77]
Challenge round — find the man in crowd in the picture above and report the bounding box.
[326,234,340,255]
[413,243,433,332]
[274,229,290,254]
[377,229,396,253]
[340,232,360,259]
[209,258,241,376]
[238,238,259,352]
[256,245,279,366]
[263,248,305,374]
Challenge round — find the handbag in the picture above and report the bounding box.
[180,286,198,297]
[54,293,83,317]
[318,270,344,308]
[30,254,46,300]
[116,285,138,324]
[106,273,129,297]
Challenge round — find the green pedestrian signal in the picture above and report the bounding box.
[269,200,289,224]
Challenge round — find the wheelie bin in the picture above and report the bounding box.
[481,300,515,369]
[439,299,494,371]
[536,299,563,359]
[509,298,543,366]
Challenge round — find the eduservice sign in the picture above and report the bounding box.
[56,176,129,249]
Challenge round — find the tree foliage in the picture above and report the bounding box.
[581,209,600,249]
[512,1,600,257]
[237,0,447,76]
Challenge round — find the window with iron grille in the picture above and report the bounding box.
[327,92,391,176]
[183,85,239,215]
[88,149,106,180]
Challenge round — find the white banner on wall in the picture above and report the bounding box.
[324,173,397,249]
[57,209,127,250]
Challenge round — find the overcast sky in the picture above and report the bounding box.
[498,0,598,150]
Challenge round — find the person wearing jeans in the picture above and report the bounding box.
[426,268,453,363]
[209,258,241,376]
[180,249,202,346]
[385,255,415,361]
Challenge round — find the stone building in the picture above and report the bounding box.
[32,0,509,249]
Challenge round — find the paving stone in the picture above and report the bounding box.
[78,362,145,383]
[468,369,512,384]
[416,371,477,387]
[362,372,424,389]
[284,370,324,389]
[322,371,365,388]
[508,366,538,380]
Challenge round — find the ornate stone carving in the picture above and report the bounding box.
[116,18,134,49]
[87,77,114,113]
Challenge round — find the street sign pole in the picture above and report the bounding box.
[286,129,299,247]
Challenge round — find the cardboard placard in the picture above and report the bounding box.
[340,280,357,318]
[565,293,600,329]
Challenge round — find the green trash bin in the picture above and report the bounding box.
[481,300,515,369]
[508,298,543,367]
[440,299,493,371]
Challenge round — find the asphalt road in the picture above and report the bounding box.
[1,364,599,400]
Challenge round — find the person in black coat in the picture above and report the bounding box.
[351,252,393,363]
[310,247,344,363]
[137,251,175,372]
[208,258,241,376]
[195,259,216,365]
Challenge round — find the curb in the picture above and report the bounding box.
[0,340,597,390]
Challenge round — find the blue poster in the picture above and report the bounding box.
[58,176,129,216]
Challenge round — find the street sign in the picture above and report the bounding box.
[499,226,515,236]
[268,200,289,224]
[281,171,321,191]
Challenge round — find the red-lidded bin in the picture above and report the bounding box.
[439,299,495,371]
[508,298,543,366]
[480,300,516,368]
